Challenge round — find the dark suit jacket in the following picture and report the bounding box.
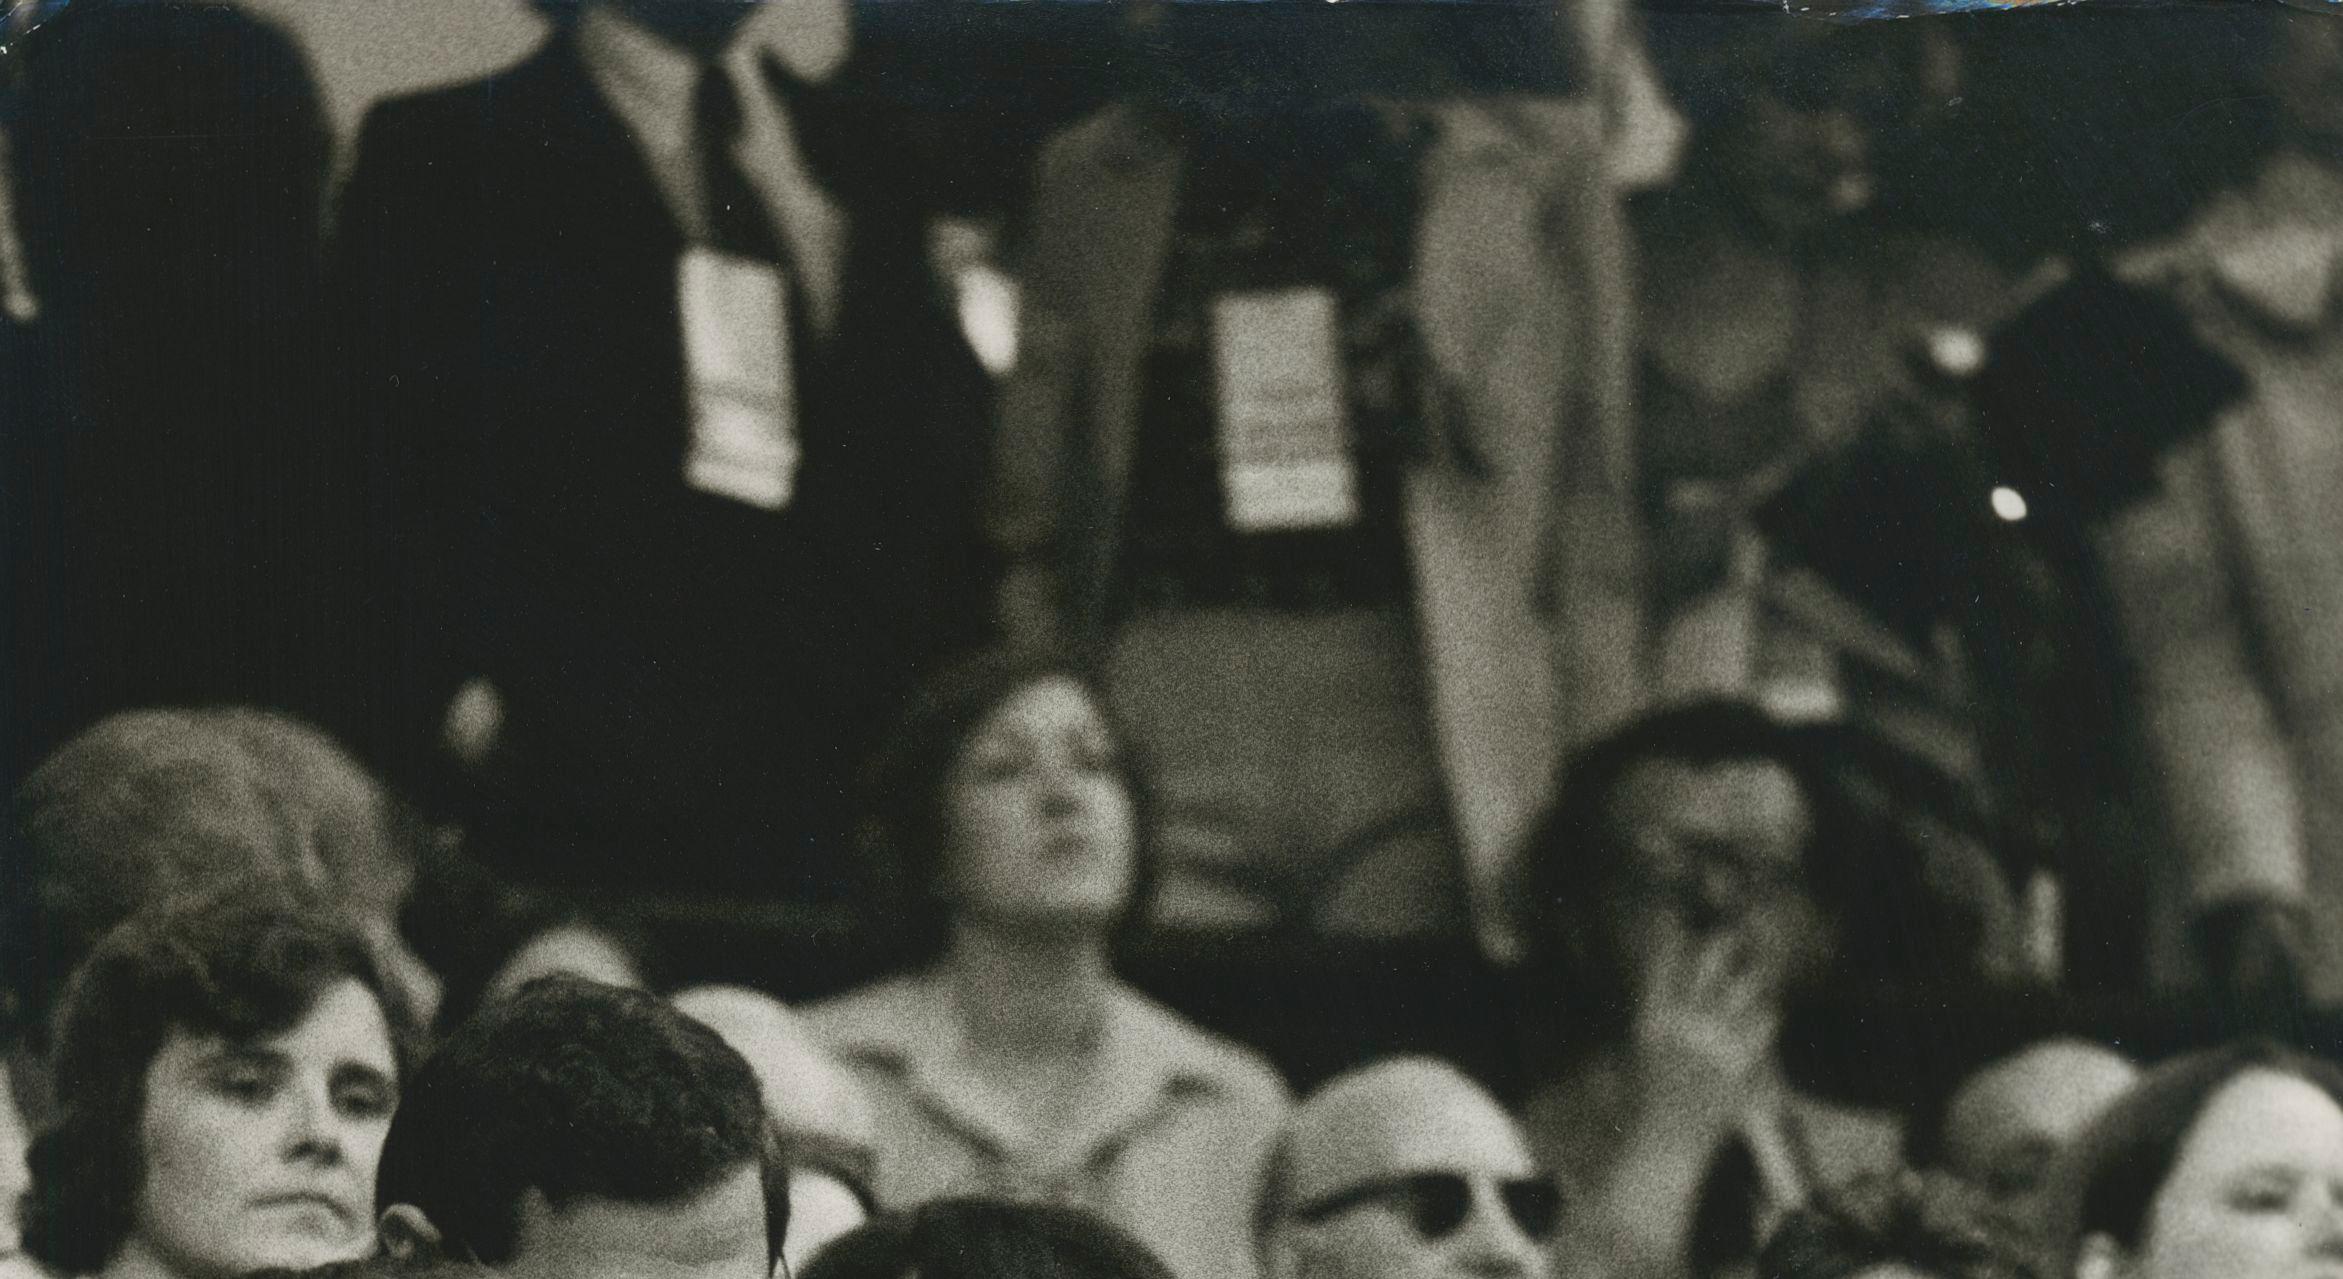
[332,35,990,896]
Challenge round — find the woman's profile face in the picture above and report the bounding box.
[129,978,398,1279]
[939,676,1138,936]
[2112,1069,2343,1279]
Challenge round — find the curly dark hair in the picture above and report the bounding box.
[21,900,420,1276]
[854,647,1159,968]
[372,975,786,1268]
[802,1199,1175,1279]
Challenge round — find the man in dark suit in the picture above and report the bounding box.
[331,0,990,904]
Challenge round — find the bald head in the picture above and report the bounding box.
[1938,1039,2139,1210]
[1262,1059,1550,1279]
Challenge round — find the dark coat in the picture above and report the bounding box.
[331,35,992,896]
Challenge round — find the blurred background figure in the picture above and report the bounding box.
[374,978,781,1279]
[989,0,1643,941]
[2039,1042,2343,1279]
[673,985,880,1273]
[1255,1057,1556,1279]
[21,902,416,1279]
[1625,14,1997,722]
[1,0,343,784]
[1908,1040,2139,1233]
[2074,7,2343,1010]
[1511,702,1902,1279]
[329,0,991,912]
[809,651,1290,1279]
[802,1200,1175,1279]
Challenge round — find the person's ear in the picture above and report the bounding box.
[378,1204,445,1264]
[2075,1232,2133,1279]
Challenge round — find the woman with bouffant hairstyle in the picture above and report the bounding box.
[23,900,417,1279]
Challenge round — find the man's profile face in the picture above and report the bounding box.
[1271,1065,1553,1279]
[504,1163,770,1279]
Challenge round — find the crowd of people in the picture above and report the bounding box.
[6,1,2343,1279]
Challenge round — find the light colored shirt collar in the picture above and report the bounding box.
[822,974,1234,1185]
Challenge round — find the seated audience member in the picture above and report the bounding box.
[1255,1058,1557,1279]
[6,708,438,1043]
[374,977,783,1279]
[2038,1041,2343,1279]
[807,650,1291,1279]
[1907,1041,2139,1226]
[673,986,879,1272]
[1762,1171,2041,1279]
[1512,701,1900,1279]
[802,1200,1174,1279]
[21,901,417,1279]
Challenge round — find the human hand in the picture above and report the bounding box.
[1630,928,1784,1131]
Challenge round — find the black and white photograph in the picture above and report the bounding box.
[4,0,2343,1277]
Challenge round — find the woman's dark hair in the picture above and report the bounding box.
[22,900,418,1275]
[856,648,1158,968]
[801,1199,1175,1279]
[2045,1041,2343,1269]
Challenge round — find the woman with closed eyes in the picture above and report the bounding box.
[2043,1042,2343,1279]
[20,900,414,1279]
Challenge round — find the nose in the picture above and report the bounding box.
[282,1080,348,1167]
[1446,1190,1546,1279]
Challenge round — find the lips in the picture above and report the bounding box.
[251,1190,355,1229]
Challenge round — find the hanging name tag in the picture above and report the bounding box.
[1210,288,1358,532]
[679,246,798,511]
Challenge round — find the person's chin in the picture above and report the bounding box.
[243,1211,371,1268]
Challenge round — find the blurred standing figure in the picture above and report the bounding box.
[1626,16,2005,738]
[989,6,1644,940]
[2,0,337,782]
[2091,11,2343,1007]
[331,0,991,903]
[1255,1057,1558,1279]
[808,651,1291,1279]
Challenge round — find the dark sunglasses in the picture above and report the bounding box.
[1292,1172,1562,1242]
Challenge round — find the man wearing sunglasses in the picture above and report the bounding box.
[1257,1057,1558,1279]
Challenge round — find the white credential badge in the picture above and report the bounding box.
[679,246,798,511]
[1210,287,1359,532]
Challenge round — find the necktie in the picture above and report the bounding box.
[694,62,785,265]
